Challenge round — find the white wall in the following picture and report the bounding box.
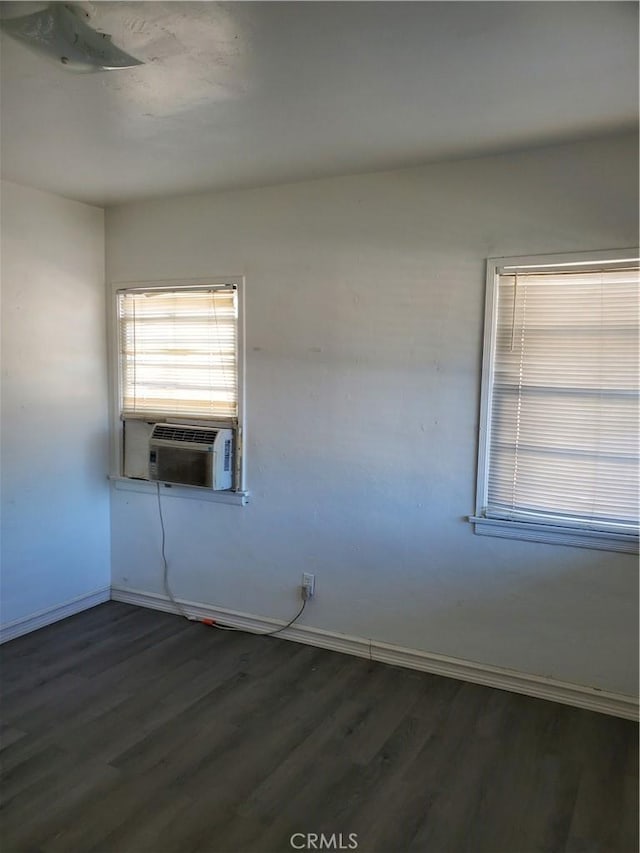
[106,134,639,697]
[1,181,111,626]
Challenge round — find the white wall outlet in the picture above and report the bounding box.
[302,572,315,599]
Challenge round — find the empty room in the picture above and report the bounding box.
[0,2,638,851]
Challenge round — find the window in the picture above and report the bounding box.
[472,250,639,553]
[112,278,246,496]
[118,284,239,419]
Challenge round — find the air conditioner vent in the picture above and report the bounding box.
[148,423,234,490]
[151,424,218,444]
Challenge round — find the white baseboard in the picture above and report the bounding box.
[0,587,111,645]
[111,586,639,722]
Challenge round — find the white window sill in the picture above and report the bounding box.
[109,476,249,506]
[469,516,638,554]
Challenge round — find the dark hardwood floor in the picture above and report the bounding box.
[0,602,637,853]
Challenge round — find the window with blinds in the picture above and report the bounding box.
[477,254,639,548]
[117,286,238,420]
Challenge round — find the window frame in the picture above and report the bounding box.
[108,276,247,497]
[471,249,639,554]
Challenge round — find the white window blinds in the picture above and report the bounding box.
[118,287,238,420]
[486,265,639,533]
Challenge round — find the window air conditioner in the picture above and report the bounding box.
[148,424,233,490]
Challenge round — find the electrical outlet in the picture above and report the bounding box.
[302,572,315,599]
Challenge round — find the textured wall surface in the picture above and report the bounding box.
[107,134,639,695]
[1,181,110,625]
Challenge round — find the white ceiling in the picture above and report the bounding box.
[0,1,637,206]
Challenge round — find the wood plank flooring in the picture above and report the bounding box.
[1,602,637,853]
